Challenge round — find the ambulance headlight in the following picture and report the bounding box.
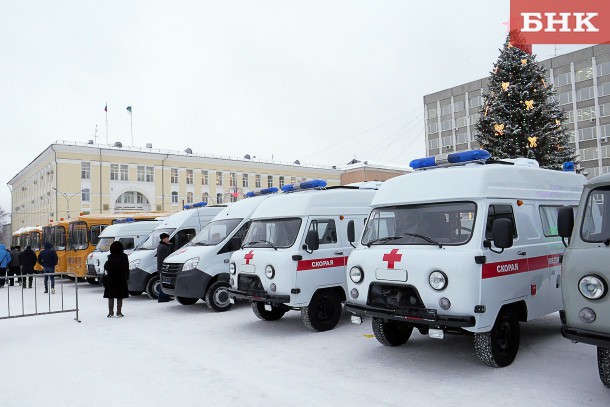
[429,271,448,291]
[182,257,199,271]
[229,263,236,275]
[350,266,364,283]
[578,275,606,300]
[129,259,140,270]
[265,265,275,279]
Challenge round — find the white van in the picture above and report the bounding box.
[345,150,585,367]
[86,220,162,284]
[127,204,225,299]
[160,189,278,310]
[228,180,377,331]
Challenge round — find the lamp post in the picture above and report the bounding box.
[52,187,83,219]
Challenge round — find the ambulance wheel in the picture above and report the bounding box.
[372,317,413,346]
[474,309,520,368]
[301,290,342,332]
[598,347,610,388]
[146,275,161,300]
[205,281,233,312]
[128,291,143,296]
[252,301,285,321]
[177,296,198,305]
[86,277,99,285]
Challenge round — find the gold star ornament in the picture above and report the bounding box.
[502,82,510,91]
[528,136,538,148]
[494,123,505,135]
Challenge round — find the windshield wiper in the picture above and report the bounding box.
[242,240,278,250]
[366,236,404,247]
[193,242,211,246]
[403,233,443,248]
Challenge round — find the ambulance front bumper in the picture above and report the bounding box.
[561,324,610,348]
[345,303,475,328]
[227,288,290,304]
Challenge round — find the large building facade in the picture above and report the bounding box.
[424,44,610,177]
[8,141,407,230]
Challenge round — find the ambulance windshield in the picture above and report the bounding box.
[243,218,302,249]
[136,228,176,250]
[581,186,610,243]
[362,202,476,246]
[190,219,242,246]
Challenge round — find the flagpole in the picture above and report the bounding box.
[105,102,108,144]
[130,109,133,146]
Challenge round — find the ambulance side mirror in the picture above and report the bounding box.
[305,230,320,252]
[347,220,356,248]
[557,206,574,248]
[491,218,513,250]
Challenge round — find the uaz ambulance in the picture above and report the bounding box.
[160,190,277,311]
[228,180,377,331]
[558,171,610,387]
[344,150,585,367]
[127,203,224,299]
[86,220,162,284]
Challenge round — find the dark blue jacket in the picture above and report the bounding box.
[38,242,58,268]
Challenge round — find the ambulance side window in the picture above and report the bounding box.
[539,206,563,237]
[485,205,517,240]
[174,228,196,250]
[308,219,338,245]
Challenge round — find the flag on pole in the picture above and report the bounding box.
[126,106,132,114]
[104,103,107,112]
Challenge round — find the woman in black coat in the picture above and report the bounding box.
[103,241,130,317]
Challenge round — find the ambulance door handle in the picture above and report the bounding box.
[518,251,526,256]
[334,251,344,255]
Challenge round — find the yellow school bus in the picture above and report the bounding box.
[22,226,44,271]
[11,228,23,248]
[66,213,167,278]
[42,220,69,273]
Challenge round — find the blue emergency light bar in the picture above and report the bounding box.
[115,217,135,224]
[192,201,207,208]
[410,149,491,170]
[245,187,279,198]
[563,162,575,172]
[281,179,327,193]
[183,205,191,209]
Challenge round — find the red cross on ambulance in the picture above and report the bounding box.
[244,250,254,265]
[383,249,402,269]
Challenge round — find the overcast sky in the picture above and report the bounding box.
[0,1,588,219]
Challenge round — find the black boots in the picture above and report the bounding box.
[117,298,124,317]
[108,298,114,318]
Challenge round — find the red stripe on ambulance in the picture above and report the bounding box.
[482,253,562,279]
[297,256,349,271]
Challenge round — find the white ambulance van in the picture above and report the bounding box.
[557,172,610,387]
[228,180,377,331]
[160,189,278,310]
[345,150,585,367]
[127,203,225,299]
[86,220,162,284]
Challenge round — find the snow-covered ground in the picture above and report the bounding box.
[1,278,608,406]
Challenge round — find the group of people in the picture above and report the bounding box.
[0,243,59,294]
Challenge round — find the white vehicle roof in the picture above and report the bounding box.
[153,206,225,230]
[98,220,162,238]
[210,195,275,221]
[584,171,610,188]
[23,226,42,233]
[251,187,377,219]
[372,162,585,207]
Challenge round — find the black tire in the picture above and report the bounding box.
[598,347,610,388]
[301,290,342,332]
[474,309,520,368]
[372,317,413,346]
[146,275,161,300]
[205,280,233,312]
[128,290,143,296]
[252,301,285,321]
[86,277,99,285]
[177,296,198,305]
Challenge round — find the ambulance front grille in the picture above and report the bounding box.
[86,265,97,276]
[238,274,265,295]
[367,283,425,310]
[160,263,182,289]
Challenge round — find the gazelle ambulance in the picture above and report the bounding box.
[127,203,224,299]
[558,171,610,388]
[228,180,377,332]
[160,189,278,311]
[345,150,585,367]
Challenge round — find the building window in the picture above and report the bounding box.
[255,175,261,188]
[201,194,207,203]
[120,164,128,181]
[216,193,223,204]
[279,176,285,188]
[576,86,595,102]
[598,61,610,77]
[579,147,599,161]
[186,169,193,185]
[557,91,572,105]
[81,162,90,179]
[578,127,597,142]
[110,164,119,181]
[601,124,610,140]
[469,95,483,108]
[440,103,451,116]
[575,66,594,82]
[453,100,466,112]
[555,72,571,87]
[171,191,178,204]
[202,171,208,185]
[456,132,469,144]
[82,188,90,202]
[216,171,223,186]
[470,113,480,125]
[429,138,439,150]
[187,192,194,204]
[599,82,610,97]
[137,166,144,181]
[441,135,453,148]
[146,167,154,182]
[171,168,178,184]
[427,105,437,119]
[440,119,453,131]
[229,172,236,187]
[455,116,468,128]
[137,166,154,182]
[242,173,249,188]
[267,175,273,188]
[600,103,610,118]
[427,122,439,134]
[576,106,596,122]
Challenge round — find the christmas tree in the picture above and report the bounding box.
[475,32,576,170]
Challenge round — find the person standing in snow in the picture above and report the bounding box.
[9,246,20,286]
[38,242,58,294]
[0,244,11,288]
[156,233,173,303]
[103,241,130,318]
[19,245,38,288]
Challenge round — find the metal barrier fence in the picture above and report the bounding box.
[0,272,80,322]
